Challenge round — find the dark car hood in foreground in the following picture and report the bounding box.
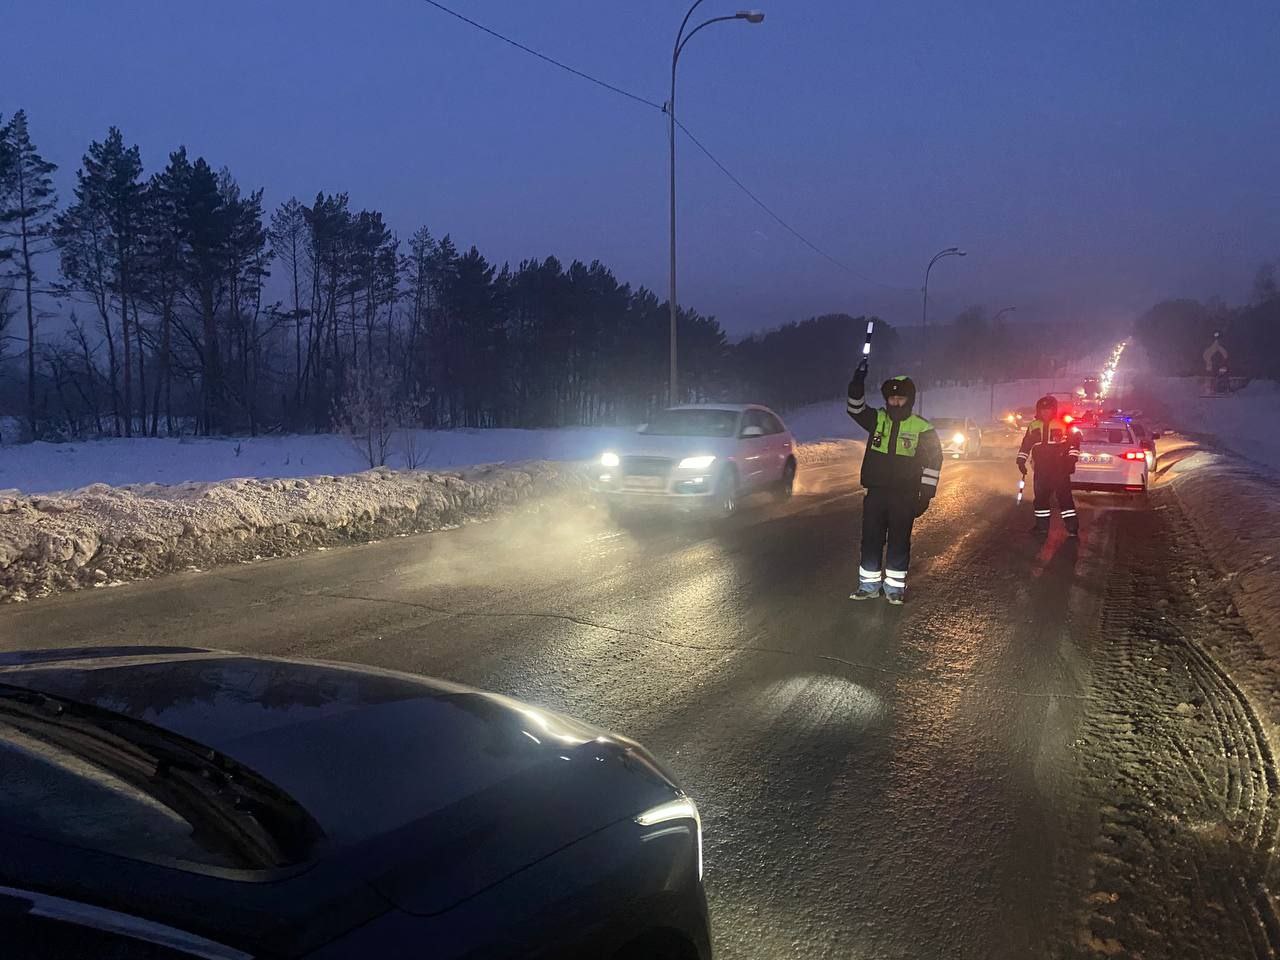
[0,647,679,916]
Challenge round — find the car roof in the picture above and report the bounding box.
[666,403,765,413]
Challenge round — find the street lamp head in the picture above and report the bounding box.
[955,249,967,257]
[737,10,765,23]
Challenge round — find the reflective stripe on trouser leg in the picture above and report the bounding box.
[861,488,891,576]
[1034,510,1052,517]
[858,566,882,584]
[1060,510,1077,518]
[883,492,916,585]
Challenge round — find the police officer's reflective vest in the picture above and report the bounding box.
[871,409,930,457]
[859,409,941,492]
[1017,418,1080,473]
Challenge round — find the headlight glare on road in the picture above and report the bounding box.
[600,451,620,468]
[678,455,716,470]
[636,795,703,880]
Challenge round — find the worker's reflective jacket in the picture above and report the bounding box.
[1017,419,1081,474]
[846,393,943,496]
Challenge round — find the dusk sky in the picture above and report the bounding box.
[7,0,1278,336]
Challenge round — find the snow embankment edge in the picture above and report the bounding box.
[0,441,856,603]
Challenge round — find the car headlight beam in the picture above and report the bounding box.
[952,432,966,445]
[600,451,620,468]
[636,795,703,880]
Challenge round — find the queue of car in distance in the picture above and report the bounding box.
[594,404,797,518]
[0,648,712,959]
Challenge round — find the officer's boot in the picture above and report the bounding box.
[850,579,882,601]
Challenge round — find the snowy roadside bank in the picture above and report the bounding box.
[0,440,858,603]
[1154,436,1280,726]
[0,462,588,604]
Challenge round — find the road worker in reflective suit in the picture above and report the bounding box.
[1017,394,1081,537]
[846,360,943,604]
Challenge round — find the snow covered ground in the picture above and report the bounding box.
[0,380,1064,496]
[0,427,638,496]
[0,461,588,603]
[1135,377,1280,473]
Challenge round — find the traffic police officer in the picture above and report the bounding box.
[846,359,943,603]
[1017,394,1081,536]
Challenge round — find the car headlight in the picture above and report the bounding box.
[952,432,966,445]
[636,795,703,881]
[678,455,716,470]
[600,452,620,468]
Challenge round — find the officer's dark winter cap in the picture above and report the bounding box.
[882,375,917,403]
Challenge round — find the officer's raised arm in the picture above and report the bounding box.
[846,359,879,433]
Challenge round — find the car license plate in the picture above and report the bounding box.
[1079,453,1110,464]
[625,475,664,490]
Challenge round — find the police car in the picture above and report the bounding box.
[1070,418,1150,495]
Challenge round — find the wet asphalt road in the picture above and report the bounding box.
[0,452,1130,958]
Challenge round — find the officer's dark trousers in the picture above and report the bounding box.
[1033,468,1078,533]
[859,487,917,590]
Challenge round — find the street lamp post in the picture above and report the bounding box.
[988,305,1015,419]
[668,3,764,407]
[919,246,966,415]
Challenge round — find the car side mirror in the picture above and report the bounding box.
[741,425,765,438]
[1151,431,1161,440]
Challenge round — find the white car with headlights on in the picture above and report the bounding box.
[931,417,983,459]
[595,404,797,516]
[1070,418,1150,496]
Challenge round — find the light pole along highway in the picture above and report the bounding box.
[668,3,764,407]
[988,305,1016,419]
[919,246,967,416]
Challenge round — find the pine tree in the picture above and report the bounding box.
[0,110,58,440]
[138,148,191,435]
[268,198,309,414]
[53,128,144,437]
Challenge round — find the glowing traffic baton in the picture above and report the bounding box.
[861,319,875,358]
[1016,478,1025,504]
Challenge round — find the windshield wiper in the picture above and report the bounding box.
[0,684,323,869]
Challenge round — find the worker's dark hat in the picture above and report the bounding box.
[882,376,917,404]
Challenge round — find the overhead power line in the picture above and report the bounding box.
[417,0,908,293]
[418,0,663,112]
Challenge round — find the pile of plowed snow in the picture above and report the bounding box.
[0,440,858,603]
[1155,437,1280,651]
[0,462,586,603]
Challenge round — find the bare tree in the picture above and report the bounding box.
[333,365,397,468]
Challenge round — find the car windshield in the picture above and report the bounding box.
[641,409,740,438]
[1078,427,1132,444]
[0,685,320,871]
[932,418,964,431]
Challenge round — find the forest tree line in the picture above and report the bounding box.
[1135,266,1280,378]
[3,111,1119,443]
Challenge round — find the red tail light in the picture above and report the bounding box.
[1062,415,1074,424]
[1123,450,1145,460]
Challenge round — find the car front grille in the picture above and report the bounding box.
[621,456,673,477]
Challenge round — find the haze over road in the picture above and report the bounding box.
[1,453,1237,958]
